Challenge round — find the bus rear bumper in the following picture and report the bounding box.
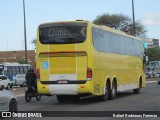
[49,84,79,95]
[37,80,93,95]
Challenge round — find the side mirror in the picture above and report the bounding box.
[0,85,4,91]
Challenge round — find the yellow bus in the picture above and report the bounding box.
[36,20,146,102]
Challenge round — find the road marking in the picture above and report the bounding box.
[146,81,157,84]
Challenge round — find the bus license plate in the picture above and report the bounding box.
[57,80,68,84]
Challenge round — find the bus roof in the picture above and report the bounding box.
[0,62,31,66]
[1,62,20,65]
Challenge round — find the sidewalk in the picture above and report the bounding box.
[146,78,159,81]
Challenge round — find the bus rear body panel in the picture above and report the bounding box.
[38,51,90,95]
[37,22,93,95]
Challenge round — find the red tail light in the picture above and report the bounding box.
[36,69,40,79]
[87,68,92,80]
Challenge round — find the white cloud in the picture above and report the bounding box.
[143,13,160,26]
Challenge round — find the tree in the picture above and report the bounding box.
[145,48,160,62]
[17,59,26,64]
[93,13,147,38]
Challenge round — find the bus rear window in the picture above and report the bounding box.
[39,23,87,44]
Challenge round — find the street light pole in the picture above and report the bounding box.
[23,0,28,63]
[132,0,136,36]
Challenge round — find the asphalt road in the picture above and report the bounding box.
[16,81,160,111]
[2,81,160,120]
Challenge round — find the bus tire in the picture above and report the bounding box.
[57,95,66,103]
[133,79,142,94]
[99,81,110,101]
[158,81,160,85]
[133,88,140,94]
[108,80,117,100]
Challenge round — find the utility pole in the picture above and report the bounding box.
[132,0,136,36]
[23,0,28,63]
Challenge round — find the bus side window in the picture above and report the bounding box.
[7,66,12,74]
[27,66,30,71]
[3,67,7,75]
[28,66,33,71]
[12,66,16,75]
[19,66,24,74]
[24,66,28,74]
[16,66,20,74]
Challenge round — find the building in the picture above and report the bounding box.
[0,50,36,70]
[145,38,159,48]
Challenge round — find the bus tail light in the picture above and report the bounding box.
[87,68,92,80]
[36,69,40,79]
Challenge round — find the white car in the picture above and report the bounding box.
[0,85,18,112]
[0,75,11,90]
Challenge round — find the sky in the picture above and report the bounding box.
[0,0,160,51]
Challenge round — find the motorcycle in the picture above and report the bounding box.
[25,85,41,102]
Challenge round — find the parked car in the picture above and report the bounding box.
[0,85,18,112]
[0,75,11,90]
[146,72,153,79]
[155,72,160,78]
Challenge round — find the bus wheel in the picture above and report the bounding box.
[133,87,140,94]
[57,95,66,103]
[99,82,109,101]
[108,80,117,100]
[133,79,142,94]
